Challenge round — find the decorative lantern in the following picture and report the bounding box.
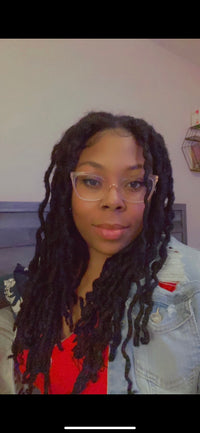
[182,126,200,172]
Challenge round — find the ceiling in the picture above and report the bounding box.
[152,39,200,67]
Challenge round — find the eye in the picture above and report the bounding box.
[81,176,103,189]
[125,180,145,191]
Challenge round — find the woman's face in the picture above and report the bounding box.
[71,129,146,261]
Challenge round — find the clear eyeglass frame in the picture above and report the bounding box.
[70,171,159,204]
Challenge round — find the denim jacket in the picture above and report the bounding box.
[2,236,200,394]
[108,236,200,394]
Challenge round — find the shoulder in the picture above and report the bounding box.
[0,264,29,317]
[170,235,200,258]
[168,236,200,283]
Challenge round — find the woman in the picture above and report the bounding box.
[3,111,200,394]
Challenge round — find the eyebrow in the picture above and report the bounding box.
[77,161,144,170]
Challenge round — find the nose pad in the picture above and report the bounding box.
[100,184,126,210]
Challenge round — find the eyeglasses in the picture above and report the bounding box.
[70,172,158,204]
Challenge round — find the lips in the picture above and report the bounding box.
[94,223,128,230]
[93,223,129,240]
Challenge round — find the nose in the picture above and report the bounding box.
[100,184,126,211]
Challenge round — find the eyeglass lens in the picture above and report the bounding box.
[73,173,154,203]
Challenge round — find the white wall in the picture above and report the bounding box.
[0,38,200,248]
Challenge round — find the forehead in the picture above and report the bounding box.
[77,129,145,172]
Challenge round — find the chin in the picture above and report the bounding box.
[92,240,131,258]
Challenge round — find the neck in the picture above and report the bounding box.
[77,248,109,299]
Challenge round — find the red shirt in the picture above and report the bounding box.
[18,333,109,394]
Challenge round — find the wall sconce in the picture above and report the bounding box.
[182,126,200,172]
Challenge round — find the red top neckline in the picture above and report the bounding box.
[18,333,109,394]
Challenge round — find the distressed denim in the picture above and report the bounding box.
[108,237,200,394]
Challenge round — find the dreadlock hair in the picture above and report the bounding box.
[11,111,175,394]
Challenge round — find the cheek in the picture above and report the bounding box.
[71,193,93,239]
[128,204,145,239]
